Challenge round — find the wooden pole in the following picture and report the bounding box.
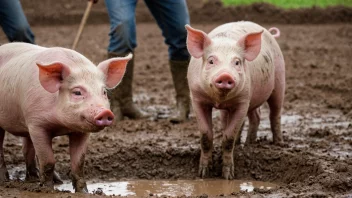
[72,0,94,50]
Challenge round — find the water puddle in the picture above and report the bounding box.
[261,113,350,129]
[56,179,277,196]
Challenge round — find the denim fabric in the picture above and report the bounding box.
[0,0,35,43]
[105,0,190,61]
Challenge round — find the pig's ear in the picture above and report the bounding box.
[185,24,211,58]
[237,30,263,61]
[97,53,132,89]
[36,62,70,93]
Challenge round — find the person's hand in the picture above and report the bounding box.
[88,0,98,4]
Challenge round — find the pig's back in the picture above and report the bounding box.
[208,21,262,38]
[0,43,46,133]
[0,42,43,65]
[208,21,279,50]
[0,43,45,98]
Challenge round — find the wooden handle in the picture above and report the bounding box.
[72,0,94,50]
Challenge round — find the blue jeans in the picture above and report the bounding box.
[105,0,190,61]
[0,0,35,43]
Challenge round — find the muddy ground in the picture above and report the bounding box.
[0,1,352,197]
[20,0,352,25]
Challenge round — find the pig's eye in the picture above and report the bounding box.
[71,87,85,100]
[73,91,82,96]
[234,59,240,66]
[103,89,107,95]
[208,57,215,65]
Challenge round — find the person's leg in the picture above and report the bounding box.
[105,0,137,54]
[0,0,35,43]
[145,0,191,123]
[144,0,190,61]
[105,0,149,120]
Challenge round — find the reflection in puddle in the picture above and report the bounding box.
[56,179,277,196]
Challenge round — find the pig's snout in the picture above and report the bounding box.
[213,73,235,90]
[94,109,114,127]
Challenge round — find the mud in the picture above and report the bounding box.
[20,0,352,25]
[56,179,277,196]
[0,1,352,197]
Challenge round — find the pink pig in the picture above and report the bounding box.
[0,43,131,192]
[185,21,285,179]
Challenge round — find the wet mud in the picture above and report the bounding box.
[56,179,277,196]
[0,1,352,197]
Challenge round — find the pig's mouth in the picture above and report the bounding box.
[208,83,232,100]
[86,120,106,132]
[81,116,106,132]
[214,87,232,97]
[218,88,232,94]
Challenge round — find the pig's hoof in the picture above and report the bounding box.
[73,178,88,193]
[222,165,234,180]
[274,141,287,147]
[75,185,88,193]
[198,165,211,178]
[53,171,63,184]
[25,175,39,183]
[0,168,9,182]
[25,169,40,183]
[40,180,54,189]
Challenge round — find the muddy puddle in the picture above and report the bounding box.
[55,179,277,196]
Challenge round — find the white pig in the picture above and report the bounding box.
[186,21,285,179]
[0,43,131,192]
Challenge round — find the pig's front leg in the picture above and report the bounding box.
[222,103,248,180]
[23,139,63,184]
[22,137,39,182]
[246,108,261,144]
[0,128,9,182]
[220,110,244,145]
[193,100,213,178]
[29,126,56,188]
[69,133,89,193]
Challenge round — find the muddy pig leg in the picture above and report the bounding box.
[0,128,9,182]
[267,54,285,145]
[35,156,63,184]
[237,122,244,145]
[193,101,213,178]
[220,110,227,129]
[22,137,39,182]
[26,144,63,184]
[245,108,261,144]
[29,126,55,188]
[220,110,243,145]
[69,133,89,193]
[267,89,284,145]
[222,105,248,180]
